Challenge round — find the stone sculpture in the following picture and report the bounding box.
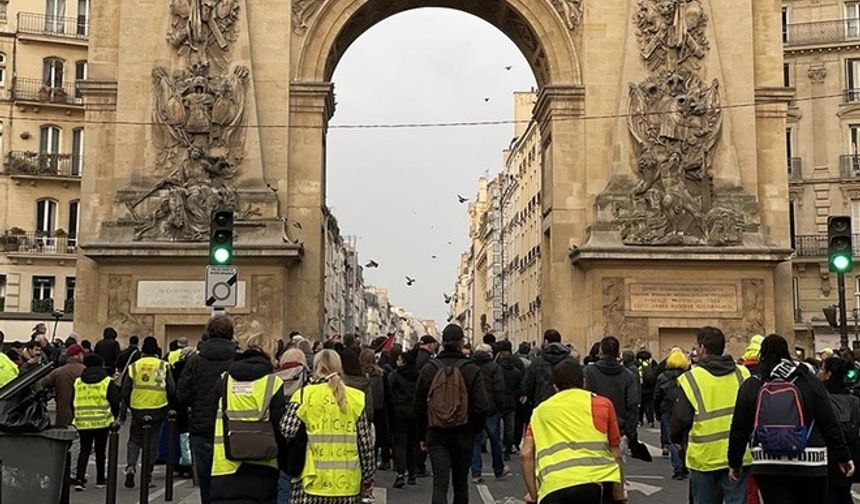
[292,0,324,33]
[617,0,744,246]
[552,0,583,31]
[167,0,240,69]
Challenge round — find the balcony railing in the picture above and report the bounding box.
[1,232,77,255]
[795,234,860,257]
[846,89,860,102]
[5,151,82,178]
[784,19,860,46]
[31,298,54,313]
[13,78,82,106]
[841,154,860,178]
[788,157,802,180]
[17,12,88,39]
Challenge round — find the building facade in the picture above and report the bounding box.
[782,0,860,352]
[0,0,89,339]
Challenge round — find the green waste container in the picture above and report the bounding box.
[0,427,76,503]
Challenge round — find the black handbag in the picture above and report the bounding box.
[221,376,279,462]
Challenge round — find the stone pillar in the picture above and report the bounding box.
[286,82,334,340]
[535,84,587,349]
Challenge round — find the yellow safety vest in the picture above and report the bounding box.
[294,382,365,497]
[128,356,168,410]
[167,349,183,366]
[530,388,621,503]
[678,365,752,472]
[0,352,18,388]
[212,374,282,477]
[73,377,114,430]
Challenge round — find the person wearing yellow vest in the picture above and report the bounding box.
[673,327,751,504]
[279,349,376,503]
[0,331,18,388]
[121,336,174,489]
[210,332,286,504]
[167,336,189,366]
[72,353,121,492]
[521,359,624,504]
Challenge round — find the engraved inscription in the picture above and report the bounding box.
[629,283,737,313]
[137,280,246,309]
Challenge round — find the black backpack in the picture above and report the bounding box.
[641,360,659,388]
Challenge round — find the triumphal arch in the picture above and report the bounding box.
[75,0,792,354]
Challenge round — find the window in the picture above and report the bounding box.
[39,125,61,172]
[792,277,801,322]
[0,53,6,88]
[42,58,64,88]
[848,2,860,39]
[32,276,54,301]
[74,60,86,100]
[782,7,789,43]
[36,199,57,233]
[0,2,7,21]
[0,274,6,311]
[65,277,75,305]
[72,128,83,175]
[45,0,66,33]
[852,200,860,234]
[783,63,792,87]
[789,200,797,249]
[848,59,860,101]
[76,0,88,36]
[68,200,79,244]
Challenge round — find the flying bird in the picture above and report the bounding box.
[444,293,452,304]
[365,260,379,269]
[505,65,513,71]
[406,276,416,286]
[432,255,438,260]
[457,195,469,204]
[484,98,490,102]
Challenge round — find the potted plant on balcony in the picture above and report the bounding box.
[51,88,67,104]
[38,85,51,102]
[31,298,54,313]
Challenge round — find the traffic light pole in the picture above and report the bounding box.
[839,272,850,351]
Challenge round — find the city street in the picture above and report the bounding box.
[71,427,690,504]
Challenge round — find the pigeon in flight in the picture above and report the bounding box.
[505,65,513,71]
[444,293,452,304]
[458,195,469,204]
[365,260,379,269]
[432,255,438,260]
[484,98,490,102]
[406,276,416,286]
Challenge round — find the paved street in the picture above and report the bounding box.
[71,426,689,504]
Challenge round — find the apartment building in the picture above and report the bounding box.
[0,0,89,339]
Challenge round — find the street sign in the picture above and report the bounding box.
[205,265,238,308]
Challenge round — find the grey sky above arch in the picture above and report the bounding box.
[295,0,581,87]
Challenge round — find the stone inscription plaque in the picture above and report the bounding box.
[629,283,738,313]
[137,281,247,309]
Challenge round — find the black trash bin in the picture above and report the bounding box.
[0,427,77,503]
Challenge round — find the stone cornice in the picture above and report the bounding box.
[289,81,336,121]
[533,84,585,130]
[77,79,118,97]
[755,87,794,119]
[784,42,860,56]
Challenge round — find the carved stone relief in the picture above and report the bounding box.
[551,0,583,31]
[807,65,827,83]
[614,0,746,246]
[602,277,649,345]
[233,275,276,337]
[167,0,241,70]
[722,279,766,356]
[293,0,324,34]
[106,275,155,337]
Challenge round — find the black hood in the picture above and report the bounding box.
[81,365,110,384]
[698,355,740,377]
[473,351,494,365]
[594,357,625,375]
[198,338,236,361]
[228,350,273,381]
[541,343,571,365]
[397,361,419,381]
[497,353,515,370]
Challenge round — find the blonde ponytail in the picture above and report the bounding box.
[313,349,348,412]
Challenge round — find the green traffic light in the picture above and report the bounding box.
[831,253,853,273]
[213,247,232,264]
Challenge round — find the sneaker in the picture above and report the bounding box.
[393,474,406,489]
[95,481,107,489]
[407,475,417,486]
[496,466,512,480]
[74,482,86,492]
[503,453,511,462]
[672,473,686,481]
[124,470,135,489]
[662,447,669,457]
[377,461,391,471]
[472,476,485,484]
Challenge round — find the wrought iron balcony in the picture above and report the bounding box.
[17,12,88,39]
[841,154,860,178]
[794,234,860,257]
[788,157,802,180]
[4,151,83,178]
[846,89,860,102]
[1,231,77,255]
[13,78,83,106]
[784,19,860,46]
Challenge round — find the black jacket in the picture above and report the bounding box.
[523,343,572,407]
[177,338,236,436]
[211,350,286,504]
[497,352,523,413]
[115,344,140,376]
[72,365,122,419]
[94,339,121,373]
[727,359,851,477]
[473,351,506,417]
[828,390,860,486]
[414,349,488,441]
[653,368,684,417]
[584,357,640,439]
[417,348,434,371]
[389,361,419,416]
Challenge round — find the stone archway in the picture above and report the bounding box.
[285,0,587,339]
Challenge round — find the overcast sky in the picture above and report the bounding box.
[327,8,536,328]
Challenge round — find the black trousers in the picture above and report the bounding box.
[639,392,654,424]
[373,409,390,464]
[542,483,614,504]
[76,427,109,484]
[392,410,418,476]
[757,475,828,504]
[427,429,473,504]
[827,484,854,504]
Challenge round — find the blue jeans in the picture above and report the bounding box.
[689,468,748,504]
[660,413,686,476]
[191,435,214,504]
[277,471,291,504]
[471,415,504,478]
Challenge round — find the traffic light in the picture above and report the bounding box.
[828,216,853,273]
[209,209,234,265]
